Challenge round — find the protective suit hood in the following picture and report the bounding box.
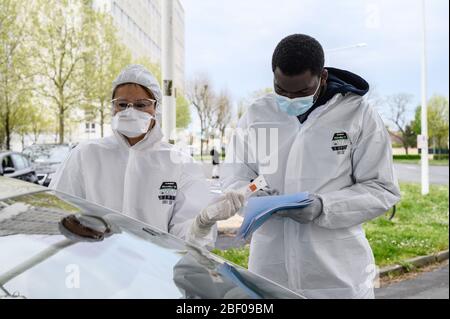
[112,64,163,123]
[299,68,370,123]
[319,67,370,103]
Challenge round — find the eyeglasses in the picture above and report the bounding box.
[111,98,157,111]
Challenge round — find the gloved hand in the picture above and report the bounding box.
[190,191,245,238]
[276,194,323,224]
[254,188,280,197]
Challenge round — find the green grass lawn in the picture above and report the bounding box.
[213,183,449,268]
[394,159,449,166]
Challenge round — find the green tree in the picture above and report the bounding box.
[215,91,232,145]
[187,75,217,158]
[0,0,33,150]
[82,6,132,137]
[27,103,55,144]
[31,0,90,144]
[9,101,56,149]
[387,93,415,154]
[411,95,449,151]
[176,94,191,129]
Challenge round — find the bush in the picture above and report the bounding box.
[434,154,449,161]
[393,155,421,160]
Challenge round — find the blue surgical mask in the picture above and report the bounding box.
[275,78,322,116]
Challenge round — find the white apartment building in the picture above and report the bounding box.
[93,0,185,91]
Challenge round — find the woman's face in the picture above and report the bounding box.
[113,84,157,118]
[113,84,157,136]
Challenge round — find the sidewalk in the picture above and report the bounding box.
[376,261,449,299]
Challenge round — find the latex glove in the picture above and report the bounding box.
[254,188,280,197]
[190,191,245,237]
[276,194,323,224]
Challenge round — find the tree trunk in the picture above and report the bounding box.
[200,138,204,161]
[200,122,205,160]
[5,109,11,150]
[205,138,210,157]
[100,109,104,138]
[220,128,225,146]
[59,107,64,144]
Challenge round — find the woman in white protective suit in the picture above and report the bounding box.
[221,35,401,299]
[51,65,244,248]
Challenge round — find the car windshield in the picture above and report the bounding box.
[23,145,70,163]
[0,189,302,299]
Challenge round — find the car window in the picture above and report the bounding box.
[1,156,14,170]
[11,154,28,170]
[24,145,70,163]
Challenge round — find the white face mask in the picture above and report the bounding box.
[111,108,154,138]
[275,77,322,116]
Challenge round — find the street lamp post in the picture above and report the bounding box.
[162,0,176,144]
[420,0,430,195]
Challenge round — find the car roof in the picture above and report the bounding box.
[0,151,27,157]
[24,144,70,149]
[0,178,304,299]
[0,151,13,156]
[0,178,46,201]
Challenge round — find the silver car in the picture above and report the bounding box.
[22,144,72,187]
[0,177,303,299]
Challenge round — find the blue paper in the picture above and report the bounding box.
[237,192,312,239]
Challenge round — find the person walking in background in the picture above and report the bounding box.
[210,147,220,179]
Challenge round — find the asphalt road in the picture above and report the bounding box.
[375,262,449,299]
[394,163,449,185]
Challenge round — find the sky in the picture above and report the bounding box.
[182,0,449,122]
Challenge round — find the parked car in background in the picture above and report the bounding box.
[0,177,303,299]
[22,144,72,187]
[0,151,38,184]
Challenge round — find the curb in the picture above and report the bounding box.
[217,231,449,277]
[379,250,449,277]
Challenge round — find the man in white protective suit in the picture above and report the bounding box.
[51,64,244,248]
[221,34,401,299]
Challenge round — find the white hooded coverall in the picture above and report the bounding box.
[50,127,216,247]
[51,64,216,247]
[222,92,401,299]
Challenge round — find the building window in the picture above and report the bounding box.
[85,122,96,134]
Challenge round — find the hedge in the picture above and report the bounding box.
[393,155,421,160]
[393,154,449,161]
[434,154,449,161]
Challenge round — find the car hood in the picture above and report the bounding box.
[0,177,45,201]
[0,177,303,299]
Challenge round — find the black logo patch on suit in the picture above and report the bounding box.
[158,182,177,205]
[331,132,350,155]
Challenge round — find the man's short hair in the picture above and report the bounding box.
[272,34,325,76]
